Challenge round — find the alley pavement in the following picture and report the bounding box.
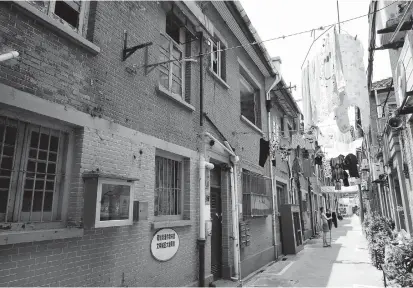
[244,215,383,287]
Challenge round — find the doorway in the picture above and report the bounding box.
[210,166,222,280]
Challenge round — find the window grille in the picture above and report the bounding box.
[154,156,183,217]
[0,116,67,223]
[242,170,272,218]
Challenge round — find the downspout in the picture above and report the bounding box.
[308,177,314,236]
[266,74,281,259]
[227,153,241,282]
[198,153,214,287]
[223,141,241,282]
[197,31,208,288]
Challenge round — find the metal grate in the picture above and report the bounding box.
[154,156,182,216]
[242,170,272,218]
[0,116,66,223]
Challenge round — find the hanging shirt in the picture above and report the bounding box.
[345,153,359,178]
[330,155,345,181]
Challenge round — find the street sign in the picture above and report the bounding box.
[151,228,180,262]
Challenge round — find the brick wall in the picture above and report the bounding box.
[0,1,201,151]
[0,125,200,287]
[0,1,203,286]
[198,1,278,276]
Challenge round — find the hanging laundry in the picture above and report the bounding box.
[343,171,350,187]
[301,62,313,129]
[336,33,371,131]
[345,153,360,178]
[259,138,270,167]
[323,157,332,178]
[330,155,345,181]
[302,159,311,177]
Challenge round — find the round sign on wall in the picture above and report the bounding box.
[150,228,180,262]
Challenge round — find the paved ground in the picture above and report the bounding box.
[244,215,383,287]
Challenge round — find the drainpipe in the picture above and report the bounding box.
[223,141,241,282]
[198,152,214,287]
[0,51,19,62]
[198,30,210,288]
[266,74,281,258]
[308,177,314,236]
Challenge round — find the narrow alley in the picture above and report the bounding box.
[245,216,383,287]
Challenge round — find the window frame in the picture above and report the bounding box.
[158,17,186,99]
[208,29,227,82]
[154,150,185,221]
[29,0,87,34]
[240,74,258,126]
[0,109,74,230]
[94,178,134,228]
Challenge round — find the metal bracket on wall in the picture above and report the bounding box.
[122,30,153,62]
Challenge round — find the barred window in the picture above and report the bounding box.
[0,116,68,224]
[154,155,183,218]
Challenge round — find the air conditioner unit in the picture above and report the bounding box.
[372,162,384,181]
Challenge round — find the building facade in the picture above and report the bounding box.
[0,1,293,286]
[366,0,413,234]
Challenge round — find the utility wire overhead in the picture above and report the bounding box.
[144,0,399,68]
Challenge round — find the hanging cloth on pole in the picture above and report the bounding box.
[259,138,270,167]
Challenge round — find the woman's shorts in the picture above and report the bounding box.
[323,223,329,232]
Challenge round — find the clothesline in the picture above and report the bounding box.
[137,1,399,68]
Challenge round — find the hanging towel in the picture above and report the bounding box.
[303,159,311,177]
[259,138,270,167]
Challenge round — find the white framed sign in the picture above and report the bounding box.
[151,228,180,262]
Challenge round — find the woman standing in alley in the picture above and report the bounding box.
[320,207,332,247]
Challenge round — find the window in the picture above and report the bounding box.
[210,38,226,80]
[28,1,86,32]
[242,170,272,218]
[280,117,285,137]
[155,155,183,219]
[240,75,261,127]
[159,13,186,98]
[0,116,69,224]
[276,184,286,211]
[94,178,133,228]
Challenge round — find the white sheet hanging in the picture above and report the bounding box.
[336,33,370,131]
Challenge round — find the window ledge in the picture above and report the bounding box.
[0,227,84,245]
[151,220,192,230]
[208,69,230,89]
[12,1,100,55]
[157,85,195,112]
[240,115,264,135]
